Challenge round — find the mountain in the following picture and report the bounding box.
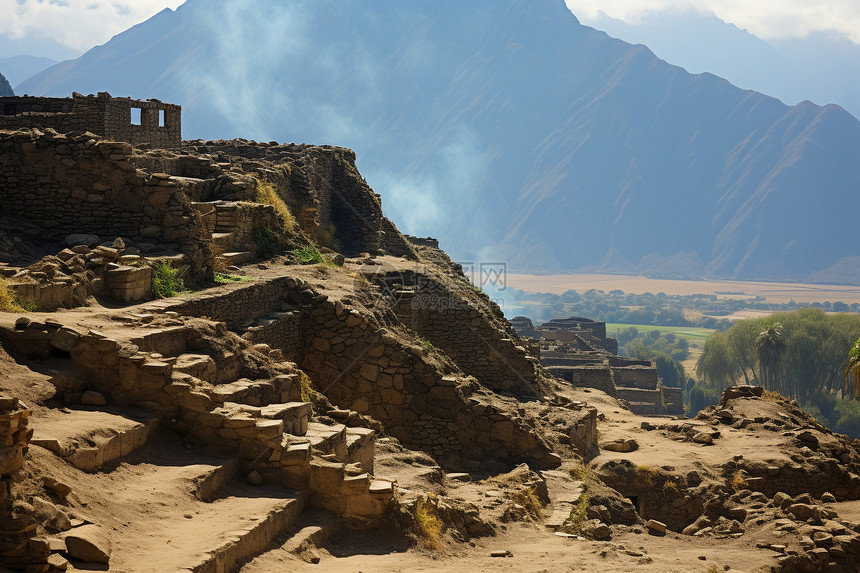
[586,10,860,120]
[0,55,58,87]
[0,72,12,96]
[16,0,860,282]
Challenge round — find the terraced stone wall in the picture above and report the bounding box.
[0,129,212,274]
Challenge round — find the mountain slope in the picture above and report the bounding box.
[16,0,860,281]
[585,9,860,120]
[0,55,58,88]
[0,72,12,96]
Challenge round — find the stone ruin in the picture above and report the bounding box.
[0,92,181,148]
[512,316,684,416]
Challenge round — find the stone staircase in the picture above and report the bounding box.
[0,317,396,570]
[27,403,309,572]
[192,200,255,268]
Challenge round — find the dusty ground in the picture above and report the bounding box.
[250,524,770,573]
[507,273,860,305]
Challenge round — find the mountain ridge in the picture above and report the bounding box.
[15,0,860,282]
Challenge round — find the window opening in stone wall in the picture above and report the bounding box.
[158,109,165,127]
[131,107,142,126]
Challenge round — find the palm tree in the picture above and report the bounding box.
[844,337,860,399]
[755,322,785,392]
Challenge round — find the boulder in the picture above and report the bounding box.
[65,525,111,564]
[601,438,638,452]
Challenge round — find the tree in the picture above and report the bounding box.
[755,322,785,392]
[845,337,860,400]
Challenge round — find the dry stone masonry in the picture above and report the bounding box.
[0,93,181,148]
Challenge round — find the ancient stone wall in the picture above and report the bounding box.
[0,129,212,275]
[0,93,180,148]
[614,366,658,390]
[385,272,542,397]
[543,364,616,397]
[297,296,556,469]
[163,276,557,469]
[0,395,41,569]
[186,141,389,257]
[380,218,418,259]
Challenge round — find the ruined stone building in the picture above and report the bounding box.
[0,92,181,148]
[511,316,684,416]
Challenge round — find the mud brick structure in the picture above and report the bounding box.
[0,92,181,148]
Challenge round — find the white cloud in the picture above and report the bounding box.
[565,0,860,43]
[0,0,184,53]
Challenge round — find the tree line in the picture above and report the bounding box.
[693,308,860,437]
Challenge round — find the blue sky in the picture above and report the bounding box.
[1,0,858,60]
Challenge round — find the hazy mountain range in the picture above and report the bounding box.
[15,0,860,283]
[588,9,860,120]
[0,55,58,87]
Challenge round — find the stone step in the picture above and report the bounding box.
[220,251,254,266]
[31,407,159,472]
[86,445,308,573]
[192,458,241,502]
[210,375,301,407]
[174,354,217,384]
[345,427,376,474]
[220,401,312,436]
[545,502,574,530]
[210,232,236,250]
[239,508,341,571]
[300,422,347,461]
[180,488,307,573]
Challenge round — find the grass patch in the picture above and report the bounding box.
[421,339,434,351]
[634,465,659,490]
[299,372,317,403]
[412,496,443,550]
[662,480,679,495]
[150,261,186,299]
[291,246,325,264]
[253,226,280,259]
[214,272,253,284]
[290,246,336,267]
[563,487,590,535]
[256,180,296,232]
[0,278,34,312]
[731,470,748,491]
[569,464,594,483]
[507,486,544,521]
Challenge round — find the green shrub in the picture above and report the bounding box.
[150,261,185,299]
[290,246,326,265]
[253,226,280,258]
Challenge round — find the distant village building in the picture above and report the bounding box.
[511,315,684,416]
[0,92,181,148]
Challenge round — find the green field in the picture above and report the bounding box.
[605,323,716,347]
